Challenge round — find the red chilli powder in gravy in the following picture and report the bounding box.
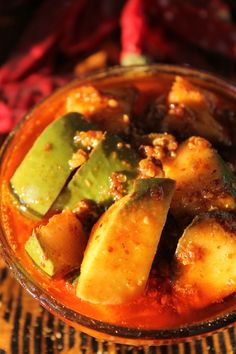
[1,72,236,330]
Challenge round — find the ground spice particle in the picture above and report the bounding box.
[109,172,127,200]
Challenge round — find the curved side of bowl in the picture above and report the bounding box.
[1,64,236,345]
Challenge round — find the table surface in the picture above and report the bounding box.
[0,258,236,354]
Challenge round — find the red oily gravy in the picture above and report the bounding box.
[1,73,236,330]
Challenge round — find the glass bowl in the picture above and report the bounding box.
[1,64,236,346]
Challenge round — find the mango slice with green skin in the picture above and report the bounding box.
[174,212,236,309]
[25,230,54,276]
[53,134,139,211]
[164,136,236,223]
[11,113,95,217]
[25,210,87,277]
[76,178,175,304]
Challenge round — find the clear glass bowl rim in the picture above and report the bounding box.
[1,63,236,343]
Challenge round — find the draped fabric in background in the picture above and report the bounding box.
[0,2,236,352]
[0,0,236,134]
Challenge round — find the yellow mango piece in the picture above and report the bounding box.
[76,178,175,304]
[66,85,136,134]
[174,212,236,308]
[161,76,231,145]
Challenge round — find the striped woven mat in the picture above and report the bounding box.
[0,260,236,354]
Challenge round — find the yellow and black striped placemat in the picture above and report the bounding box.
[0,260,236,353]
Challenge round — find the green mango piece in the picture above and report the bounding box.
[11,113,95,217]
[25,230,54,276]
[77,178,175,304]
[54,134,139,211]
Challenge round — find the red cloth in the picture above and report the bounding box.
[0,0,121,132]
[120,0,147,59]
[0,0,236,134]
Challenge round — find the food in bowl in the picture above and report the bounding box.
[1,65,236,342]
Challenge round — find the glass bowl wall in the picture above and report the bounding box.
[1,64,236,346]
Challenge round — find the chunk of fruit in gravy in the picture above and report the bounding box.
[10,113,94,217]
[76,178,175,304]
[53,134,138,211]
[25,210,87,276]
[66,85,137,134]
[174,212,236,308]
[160,76,231,145]
[164,136,236,223]
[25,231,54,276]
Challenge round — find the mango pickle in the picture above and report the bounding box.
[3,69,236,331]
[25,210,87,277]
[164,136,236,223]
[174,212,236,308]
[10,112,95,217]
[53,134,139,211]
[77,178,175,304]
